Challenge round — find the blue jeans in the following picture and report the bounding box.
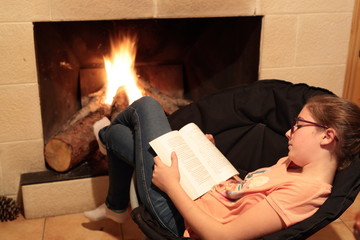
[99,96,185,236]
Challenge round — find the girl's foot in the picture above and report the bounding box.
[93,117,111,155]
[84,203,128,223]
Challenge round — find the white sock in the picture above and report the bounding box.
[84,203,128,223]
[93,117,111,155]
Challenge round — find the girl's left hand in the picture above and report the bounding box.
[205,134,215,145]
[152,152,181,193]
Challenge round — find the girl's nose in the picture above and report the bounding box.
[285,129,291,139]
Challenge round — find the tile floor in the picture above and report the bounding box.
[0,195,359,240]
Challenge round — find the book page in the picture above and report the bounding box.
[150,123,238,199]
[178,123,239,183]
[149,130,215,199]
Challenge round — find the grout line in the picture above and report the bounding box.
[42,217,47,240]
[339,218,355,234]
[120,223,125,240]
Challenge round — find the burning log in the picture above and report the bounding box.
[109,78,192,121]
[110,86,130,121]
[44,80,191,173]
[70,87,109,126]
[137,77,192,114]
[44,81,191,173]
[44,90,111,172]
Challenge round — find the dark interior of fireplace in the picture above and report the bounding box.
[31,17,262,177]
[34,17,262,144]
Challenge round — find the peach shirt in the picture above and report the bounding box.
[184,157,332,238]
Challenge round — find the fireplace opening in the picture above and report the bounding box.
[34,17,262,173]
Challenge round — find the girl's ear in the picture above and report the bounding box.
[320,128,337,146]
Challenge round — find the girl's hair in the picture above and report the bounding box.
[305,94,360,170]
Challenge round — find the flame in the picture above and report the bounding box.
[103,34,143,105]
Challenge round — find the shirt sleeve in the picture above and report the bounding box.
[265,181,332,227]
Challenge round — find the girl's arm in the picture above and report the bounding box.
[152,152,285,240]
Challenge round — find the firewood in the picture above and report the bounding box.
[44,87,111,173]
[136,64,184,98]
[109,79,192,120]
[110,86,130,121]
[137,77,192,114]
[66,87,109,128]
[44,105,110,172]
[45,78,191,172]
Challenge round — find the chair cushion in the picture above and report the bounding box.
[132,79,359,240]
[168,79,359,239]
[168,79,332,173]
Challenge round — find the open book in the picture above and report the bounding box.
[150,122,239,200]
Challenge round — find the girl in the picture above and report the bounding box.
[85,94,360,239]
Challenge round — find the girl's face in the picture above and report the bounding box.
[285,106,326,166]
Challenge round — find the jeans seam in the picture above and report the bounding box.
[133,107,178,235]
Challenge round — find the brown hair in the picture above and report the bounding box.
[305,94,360,170]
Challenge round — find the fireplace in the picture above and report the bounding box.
[32,17,262,175]
[35,17,261,145]
[0,0,354,219]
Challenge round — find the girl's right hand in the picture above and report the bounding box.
[152,152,181,194]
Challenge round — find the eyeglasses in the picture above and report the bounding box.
[291,117,328,135]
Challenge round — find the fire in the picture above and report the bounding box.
[103,34,143,105]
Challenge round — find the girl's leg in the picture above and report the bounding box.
[104,124,134,211]
[104,96,184,236]
[84,121,133,223]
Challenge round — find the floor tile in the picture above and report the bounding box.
[43,212,122,240]
[0,214,44,240]
[121,215,145,240]
[2,194,358,240]
[308,221,355,240]
[344,220,356,234]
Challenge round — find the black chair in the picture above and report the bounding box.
[130,79,360,240]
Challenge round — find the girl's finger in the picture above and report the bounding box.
[170,151,178,168]
[153,156,162,166]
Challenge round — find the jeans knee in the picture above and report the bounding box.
[105,125,133,151]
[136,96,160,108]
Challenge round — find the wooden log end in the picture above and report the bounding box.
[45,138,72,172]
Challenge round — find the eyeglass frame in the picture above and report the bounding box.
[290,117,329,135]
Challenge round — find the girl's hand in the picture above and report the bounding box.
[152,152,181,193]
[206,134,215,145]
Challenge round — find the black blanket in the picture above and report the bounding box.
[168,79,332,175]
